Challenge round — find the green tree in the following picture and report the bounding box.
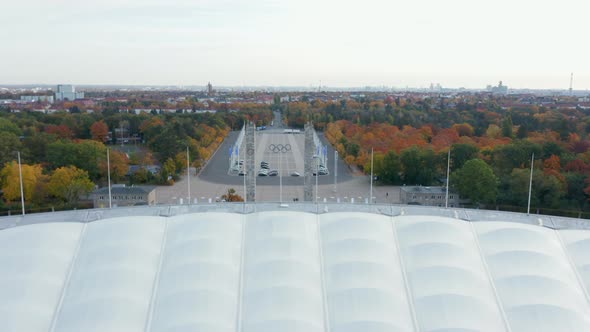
[0,118,22,136]
[450,143,479,170]
[499,167,566,210]
[375,151,402,184]
[0,132,22,166]
[501,115,514,138]
[47,166,94,207]
[401,147,436,185]
[451,158,498,205]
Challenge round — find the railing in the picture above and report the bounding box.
[2,202,589,231]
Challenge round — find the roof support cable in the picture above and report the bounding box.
[390,216,419,332]
[315,212,331,332]
[235,212,248,332]
[49,223,88,332]
[468,222,512,332]
[143,217,169,332]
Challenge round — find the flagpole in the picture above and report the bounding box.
[279,148,283,203]
[187,146,191,204]
[445,149,450,208]
[527,153,534,215]
[370,147,374,204]
[17,151,25,215]
[107,148,112,209]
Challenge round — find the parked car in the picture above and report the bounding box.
[290,171,301,177]
[258,169,269,176]
[268,170,278,176]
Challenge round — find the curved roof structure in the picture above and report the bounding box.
[2,209,590,332]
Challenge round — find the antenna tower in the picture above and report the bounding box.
[569,73,574,96]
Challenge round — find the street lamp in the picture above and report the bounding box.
[17,151,25,215]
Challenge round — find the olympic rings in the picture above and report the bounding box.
[268,144,291,153]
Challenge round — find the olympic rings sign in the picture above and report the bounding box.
[268,144,292,153]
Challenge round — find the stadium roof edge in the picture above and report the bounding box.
[1,203,589,231]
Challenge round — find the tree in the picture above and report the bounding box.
[0,161,44,202]
[47,166,94,207]
[501,167,566,210]
[90,120,109,142]
[375,151,402,184]
[99,150,129,183]
[221,188,244,202]
[450,143,479,170]
[451,159,498,205]
[401,147,436,185]
[0,132,22,166]
[501,115,514,138]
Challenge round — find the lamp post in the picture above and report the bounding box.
[107,148,112,208]
[187,146,191,204]
[445,149,450,208]
[17,152,25,215]
[527,153,534,215]
[370,148,374,204]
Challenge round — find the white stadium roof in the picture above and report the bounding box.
[2,205,590,332]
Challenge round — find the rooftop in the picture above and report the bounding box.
[2,204,590,331]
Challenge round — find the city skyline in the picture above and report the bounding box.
[2,0,589,89]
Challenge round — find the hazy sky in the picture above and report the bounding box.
[2,0,589,89]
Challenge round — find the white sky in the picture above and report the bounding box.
[1,0,589,89]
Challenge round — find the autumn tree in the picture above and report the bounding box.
[0,161,44,202]
[99,150,129,183]
[47,166,94,207]
[90,120,110,142]
[221,188,244,202]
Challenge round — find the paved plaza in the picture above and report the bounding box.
[156,125,400,205]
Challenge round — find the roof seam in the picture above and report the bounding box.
[316,213,331,332]
[468,222,512,332]
[143,217,169,332]
[48,222,88,332]
[554,230,590,308]
[235,212,247,332]
[390,216,420,332]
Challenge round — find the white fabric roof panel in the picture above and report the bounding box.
[474,222,590,332]
[240,211,325,332]
[320,212,414,332]
[148,213,243,332]
[52,217,166,332]
[0,223,83,332]
[395,216,507,332]
[3,211,590,332]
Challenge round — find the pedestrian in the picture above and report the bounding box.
[386,192,389,197]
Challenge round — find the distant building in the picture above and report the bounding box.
[92,185,156,208]
[20,95,54,103]
[207,82,214,97]
[487,81,508,95]
[55,85,84,101]
[399,186,467,207]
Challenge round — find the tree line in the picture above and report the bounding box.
[0,107,273,213]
